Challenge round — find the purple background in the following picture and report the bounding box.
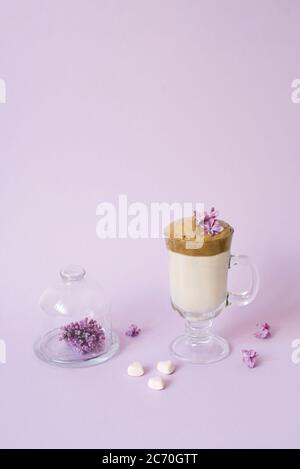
[1,0,300,449]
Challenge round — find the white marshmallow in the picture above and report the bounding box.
[156,360,175,375]
[147,376,165,390]
[127,361,144,377]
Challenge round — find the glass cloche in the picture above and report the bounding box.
[34,265,119,367]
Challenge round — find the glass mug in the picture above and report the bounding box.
[165,217,259,364]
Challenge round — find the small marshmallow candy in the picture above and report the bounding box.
[156,360,175,375]
[127,361,144,377]
[147,376,165,390]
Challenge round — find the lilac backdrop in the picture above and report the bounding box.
[1,0,300,449]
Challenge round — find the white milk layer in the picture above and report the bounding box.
[168,250,230,314]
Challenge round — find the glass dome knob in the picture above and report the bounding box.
[60,265,86,282]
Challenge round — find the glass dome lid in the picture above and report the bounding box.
[35,265,119,367]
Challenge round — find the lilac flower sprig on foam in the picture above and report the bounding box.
[203,207,224,236]
[254,322,271,339]
[241,349,258,368]
[59,317,105,354]
[194,207,224,237]
[125,324,141,337]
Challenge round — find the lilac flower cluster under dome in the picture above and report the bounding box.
[59,317,105,354]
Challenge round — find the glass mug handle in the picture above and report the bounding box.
[227,254,259,307]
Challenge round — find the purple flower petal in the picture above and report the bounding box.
[241,349,258,368]
[211,221,223,234]
[254,323,271,339]
[197,207,224,236]
[125,324,141,337]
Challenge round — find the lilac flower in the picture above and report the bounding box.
[204,218,224,236]
[125,324,141,337]
[195,207,224,237]
[204,207,219,222]
[241,349,258,368]
[59,317,105,354]
[254,322,271,339]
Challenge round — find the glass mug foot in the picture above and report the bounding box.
[169,318,230,364]
[170,333,230,364]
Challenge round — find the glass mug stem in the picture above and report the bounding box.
[185,319,213,345]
